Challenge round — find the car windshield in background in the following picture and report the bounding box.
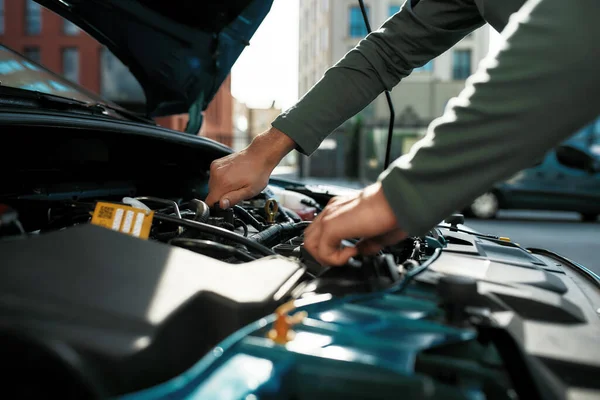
[0,44,113,106]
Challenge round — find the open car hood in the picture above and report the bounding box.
[36,0,272,132]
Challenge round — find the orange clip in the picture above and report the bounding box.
[267,300,307,345]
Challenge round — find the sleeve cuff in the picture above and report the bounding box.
[272,113,323,156]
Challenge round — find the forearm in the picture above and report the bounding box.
[380,0,600,236]
[273,0,483,155]
[272,50,388,155]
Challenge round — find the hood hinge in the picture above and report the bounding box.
[185,92,204,134]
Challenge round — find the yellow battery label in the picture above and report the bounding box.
[91,202,154,239]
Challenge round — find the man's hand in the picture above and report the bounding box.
[206,127,296,209]
[303,182,407,266]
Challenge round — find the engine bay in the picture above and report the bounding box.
[0,184,445,396]
[1,125,600,399]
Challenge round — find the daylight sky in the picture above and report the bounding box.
[231,1,505,111]
[231,0,299,110]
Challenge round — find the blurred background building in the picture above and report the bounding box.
[299,0,489,124]
[297,0,490,180]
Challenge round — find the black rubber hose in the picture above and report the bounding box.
[251,221,311,246]
[279,206,301,223]
[234,218,249,237]
[169,238,256,262]
[233,205,265,230]
[154,214,276,256]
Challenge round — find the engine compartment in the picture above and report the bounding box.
[0,125,440,396]
[2,123,600,399]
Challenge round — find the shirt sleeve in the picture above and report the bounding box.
[271,0,484,155]
[379,0,600,236]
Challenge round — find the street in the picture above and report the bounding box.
[465,211,600,275]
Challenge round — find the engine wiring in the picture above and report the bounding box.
[234,219,249,237]
[154,213,277,257]
[3,190,435,294]
[169,238,257,262]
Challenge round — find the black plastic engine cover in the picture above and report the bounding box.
[0,225,304,396]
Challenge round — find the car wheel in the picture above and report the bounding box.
[469,192,499,219]
[580,213,598,222]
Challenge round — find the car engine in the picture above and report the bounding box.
[1,128,599,400]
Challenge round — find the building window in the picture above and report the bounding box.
[24,47,41,63]
[100,47,145,102]
[321,0,329,12]
[0,0,5,35]
[25,0,42,35]
[389,5,401,16]
[62,47,79,83]
[349,6,369,38]
[414,60,433,73]
[452,49,471,80]
[63,19,79,35]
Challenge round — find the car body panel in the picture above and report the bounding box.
[27,0,273,124]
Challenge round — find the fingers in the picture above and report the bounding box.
[356,238,385,255]
[205,155,266,209]
[220,187,254,209]
[204,190,220,209]
[303,210,324,260]
[303,188,408,266]
[304,224,358,266]
[356,229,408,255]
[304,200,360,266]
[322,245,359,267]
[205,159,226,206]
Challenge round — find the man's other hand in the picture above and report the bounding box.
[206,127,296,208]
[303,182,407,266]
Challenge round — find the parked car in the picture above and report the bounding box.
[466,123,600,220]
[1,2,599,400]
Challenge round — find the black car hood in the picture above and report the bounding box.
[36,0,272,130]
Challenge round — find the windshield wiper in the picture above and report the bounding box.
[0,86,153,124]
[89,101,155,125]
[436,225,500,240]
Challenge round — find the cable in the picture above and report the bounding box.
[251,221,311,246]
[435,225,499,240]
[233,205,265,230]
[135,197,182,219]
[300,198,323,212]
[169,238,257,262]
[234,218,249,237]
[154,213,276,256]
[396,248,442,293]
[279,206,300,223]
[358,0,395,170]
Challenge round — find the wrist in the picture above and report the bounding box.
[250,127,296,168]
[363,182,398,230]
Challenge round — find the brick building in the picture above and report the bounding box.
[0,0,233,141]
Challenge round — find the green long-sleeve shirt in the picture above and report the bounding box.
[272,0,600,236]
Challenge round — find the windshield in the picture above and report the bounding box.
[0,44,115,106]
